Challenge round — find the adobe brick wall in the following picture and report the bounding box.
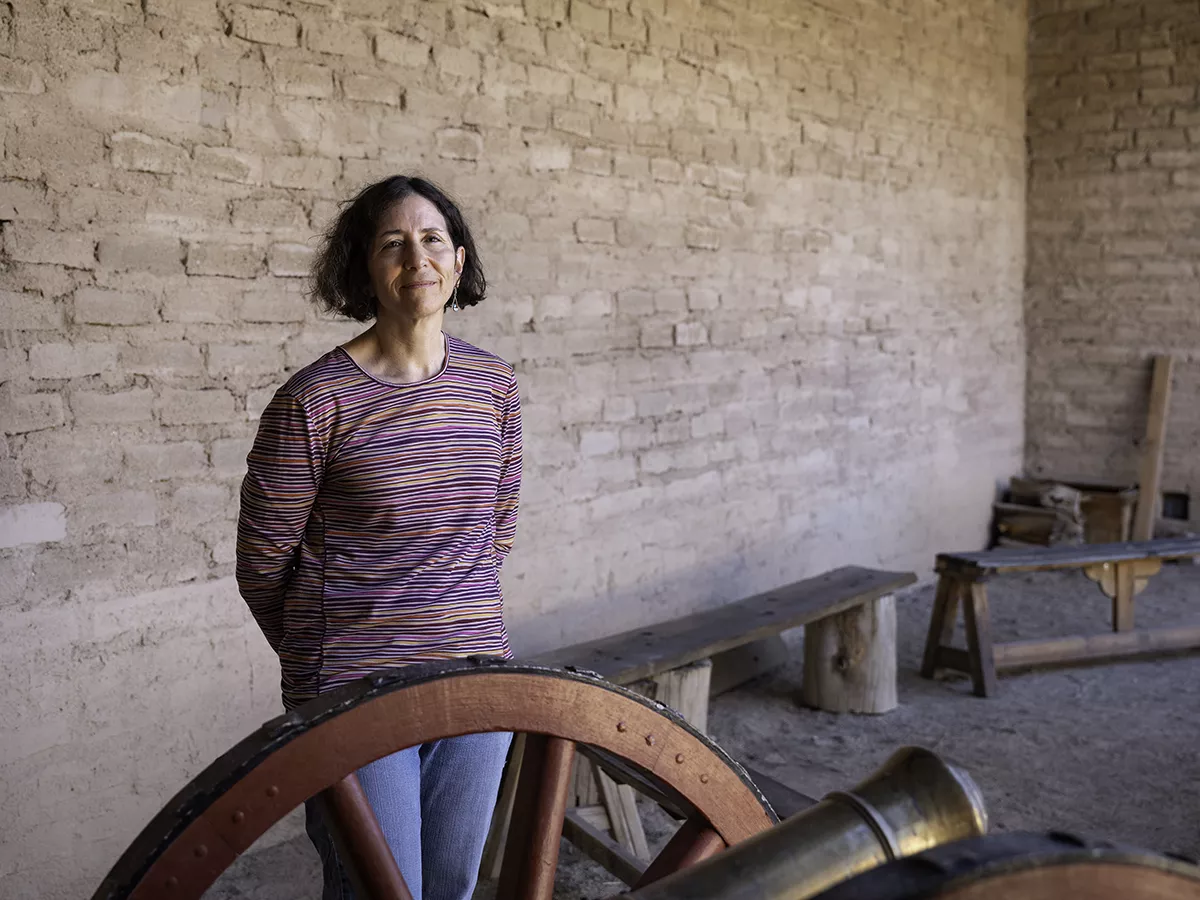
[1026,1,1200,508]
[0,0,1026,895]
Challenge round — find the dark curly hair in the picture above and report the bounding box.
[309,175,486,321]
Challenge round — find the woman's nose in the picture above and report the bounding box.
[400,240,426,268]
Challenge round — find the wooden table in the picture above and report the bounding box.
[920,538,1200,697]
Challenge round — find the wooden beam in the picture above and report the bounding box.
[993,625,1200,671]
[593,763,650,860]
[1132,355,1175,541]
[561,809,645,886]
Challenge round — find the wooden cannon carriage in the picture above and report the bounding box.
[91,658,1200,900]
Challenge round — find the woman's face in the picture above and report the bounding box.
[367,194,465,323]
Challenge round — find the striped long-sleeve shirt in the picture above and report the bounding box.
[236,334,521,710]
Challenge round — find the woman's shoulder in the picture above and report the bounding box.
[276,347,359,406]
[446,334,516,382]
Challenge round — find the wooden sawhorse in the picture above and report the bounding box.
[920,538,1200,697]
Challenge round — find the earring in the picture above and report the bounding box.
[450,285,461,311]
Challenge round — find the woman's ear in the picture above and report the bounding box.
[455,245,466,277]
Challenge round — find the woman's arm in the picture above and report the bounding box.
[492,371,523,566]
[235,390,324,653]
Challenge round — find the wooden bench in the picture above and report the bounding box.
[483,564,916,884]
[920,537,1200,697]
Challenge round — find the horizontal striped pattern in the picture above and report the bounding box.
[236,334,522,710]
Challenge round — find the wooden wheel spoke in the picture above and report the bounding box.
[318,774,414,900]
[495,734,577,900]
[632,816,725,890]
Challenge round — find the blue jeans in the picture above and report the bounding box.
[306,732,513,900]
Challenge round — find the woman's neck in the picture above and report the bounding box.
[347,314,447,384]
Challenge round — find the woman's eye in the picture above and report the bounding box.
[426,234,442,243]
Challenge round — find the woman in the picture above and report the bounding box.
[236,175,521,900]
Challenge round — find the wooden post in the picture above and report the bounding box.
[1132,354,1174,542]
[801,594,897,714]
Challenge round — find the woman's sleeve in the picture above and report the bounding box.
[236,390,324,653]
[492,370,523,567]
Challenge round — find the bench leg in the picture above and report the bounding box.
[801,594,897,714]
[962,581,998,697]
[920,575,961,679]
[1113,561,1136,632]
[592,762,650,860]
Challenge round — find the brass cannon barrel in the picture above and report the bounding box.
[628,746,988,900]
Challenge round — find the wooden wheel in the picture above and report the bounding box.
[91,658,778,900]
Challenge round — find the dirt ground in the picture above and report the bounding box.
[206,566,1200,899]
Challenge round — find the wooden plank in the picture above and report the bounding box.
[994,625,1200,670]
[532,566,917,685]
[593,763,650,861]
[561,808,645,886]
[709,636,789,696]
[937,536,1200,574]
[740,766,817,819]
[1132,355,1175,542]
